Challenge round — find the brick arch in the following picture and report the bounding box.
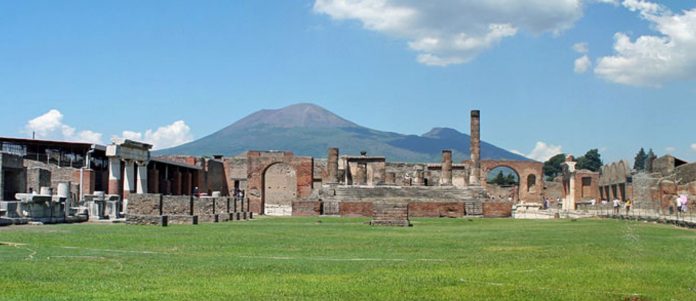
[246,151,313,215]
[479,160,544,202]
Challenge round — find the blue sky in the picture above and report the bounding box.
[0,0,694,164]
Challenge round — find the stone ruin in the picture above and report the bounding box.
[1,109,551,227]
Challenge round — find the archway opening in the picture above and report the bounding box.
[486,166,520,202]
[262,163,297,216]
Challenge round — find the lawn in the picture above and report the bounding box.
[1,217,695,300]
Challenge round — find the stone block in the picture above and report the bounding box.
[292,201,321,216]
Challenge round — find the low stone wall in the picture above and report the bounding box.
[126,215,162,226]
[162,196,192,215]
[408,202,465,218]
[292,201,321,216]
[339,202,373,217]
[214,197,230,214]
[482,201,513,217]
[126,194,252,225]
[128,194,162,215]
[193,198,215,216]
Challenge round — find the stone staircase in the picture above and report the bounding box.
[370,202,411,227]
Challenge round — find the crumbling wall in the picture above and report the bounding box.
[482,201,513,217]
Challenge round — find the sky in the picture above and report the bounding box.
[0,0,694,164]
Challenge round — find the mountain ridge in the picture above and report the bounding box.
[156,103,530,162]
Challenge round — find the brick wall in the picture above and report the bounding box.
[408,202,465,218]
[482,201,513,217]
[339,202,373,217]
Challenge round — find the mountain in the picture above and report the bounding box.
[155,103,529,162]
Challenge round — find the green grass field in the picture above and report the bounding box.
[1,217,695,300]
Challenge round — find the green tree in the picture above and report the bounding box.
[543,153,566,179]
[576,149,603,172]
[490,170,506,185]
[645,148,657,172]
[634,148,647,171]
[505,173,517,185]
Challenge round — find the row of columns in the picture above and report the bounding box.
[107,158,149,198]
[600,184,626,201]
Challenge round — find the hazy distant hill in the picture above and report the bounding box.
[156,103,529,162]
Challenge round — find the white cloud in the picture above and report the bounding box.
[24,109,103,144]
[118,120,193,150]
[594,1,696,87]
[573,42,589,53]
[314,0,595,66]
[574,55,592,73]
[514,141,564,162]
[691,144,696,152]
[665,146,676,154]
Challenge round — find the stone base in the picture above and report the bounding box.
[169,215,198,225]
[198,214,218,223]
[126,214,163,225]
[369,220,412,227]
[0,217,13,226]
[264,204,292,216]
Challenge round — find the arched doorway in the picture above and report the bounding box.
[262,163,297,216]
[486,166,520,202]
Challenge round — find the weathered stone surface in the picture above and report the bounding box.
[660,180,677,195]
[197,214,218,223]
[169,215,198,225]
[292,201,321,216]
[214,197,230,214]
[193,198,215,216]
[127,194,162,215]
[162,196,192,215]
[126,214,162,225]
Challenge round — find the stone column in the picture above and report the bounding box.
[441,150,453,186]
[327,147,339,184]
[122,160,135,199]
[107,157,121,195]
[136,161,148,194]
[173,170,182,195]
[185,171,193,195]
[469,110,481,185]
[148,168,159,193]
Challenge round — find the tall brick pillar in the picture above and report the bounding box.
[185,171,192,195]
[441,150,453,186]
[469,110,481,185]
[107,157,121,195]
[327,147,339,184]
